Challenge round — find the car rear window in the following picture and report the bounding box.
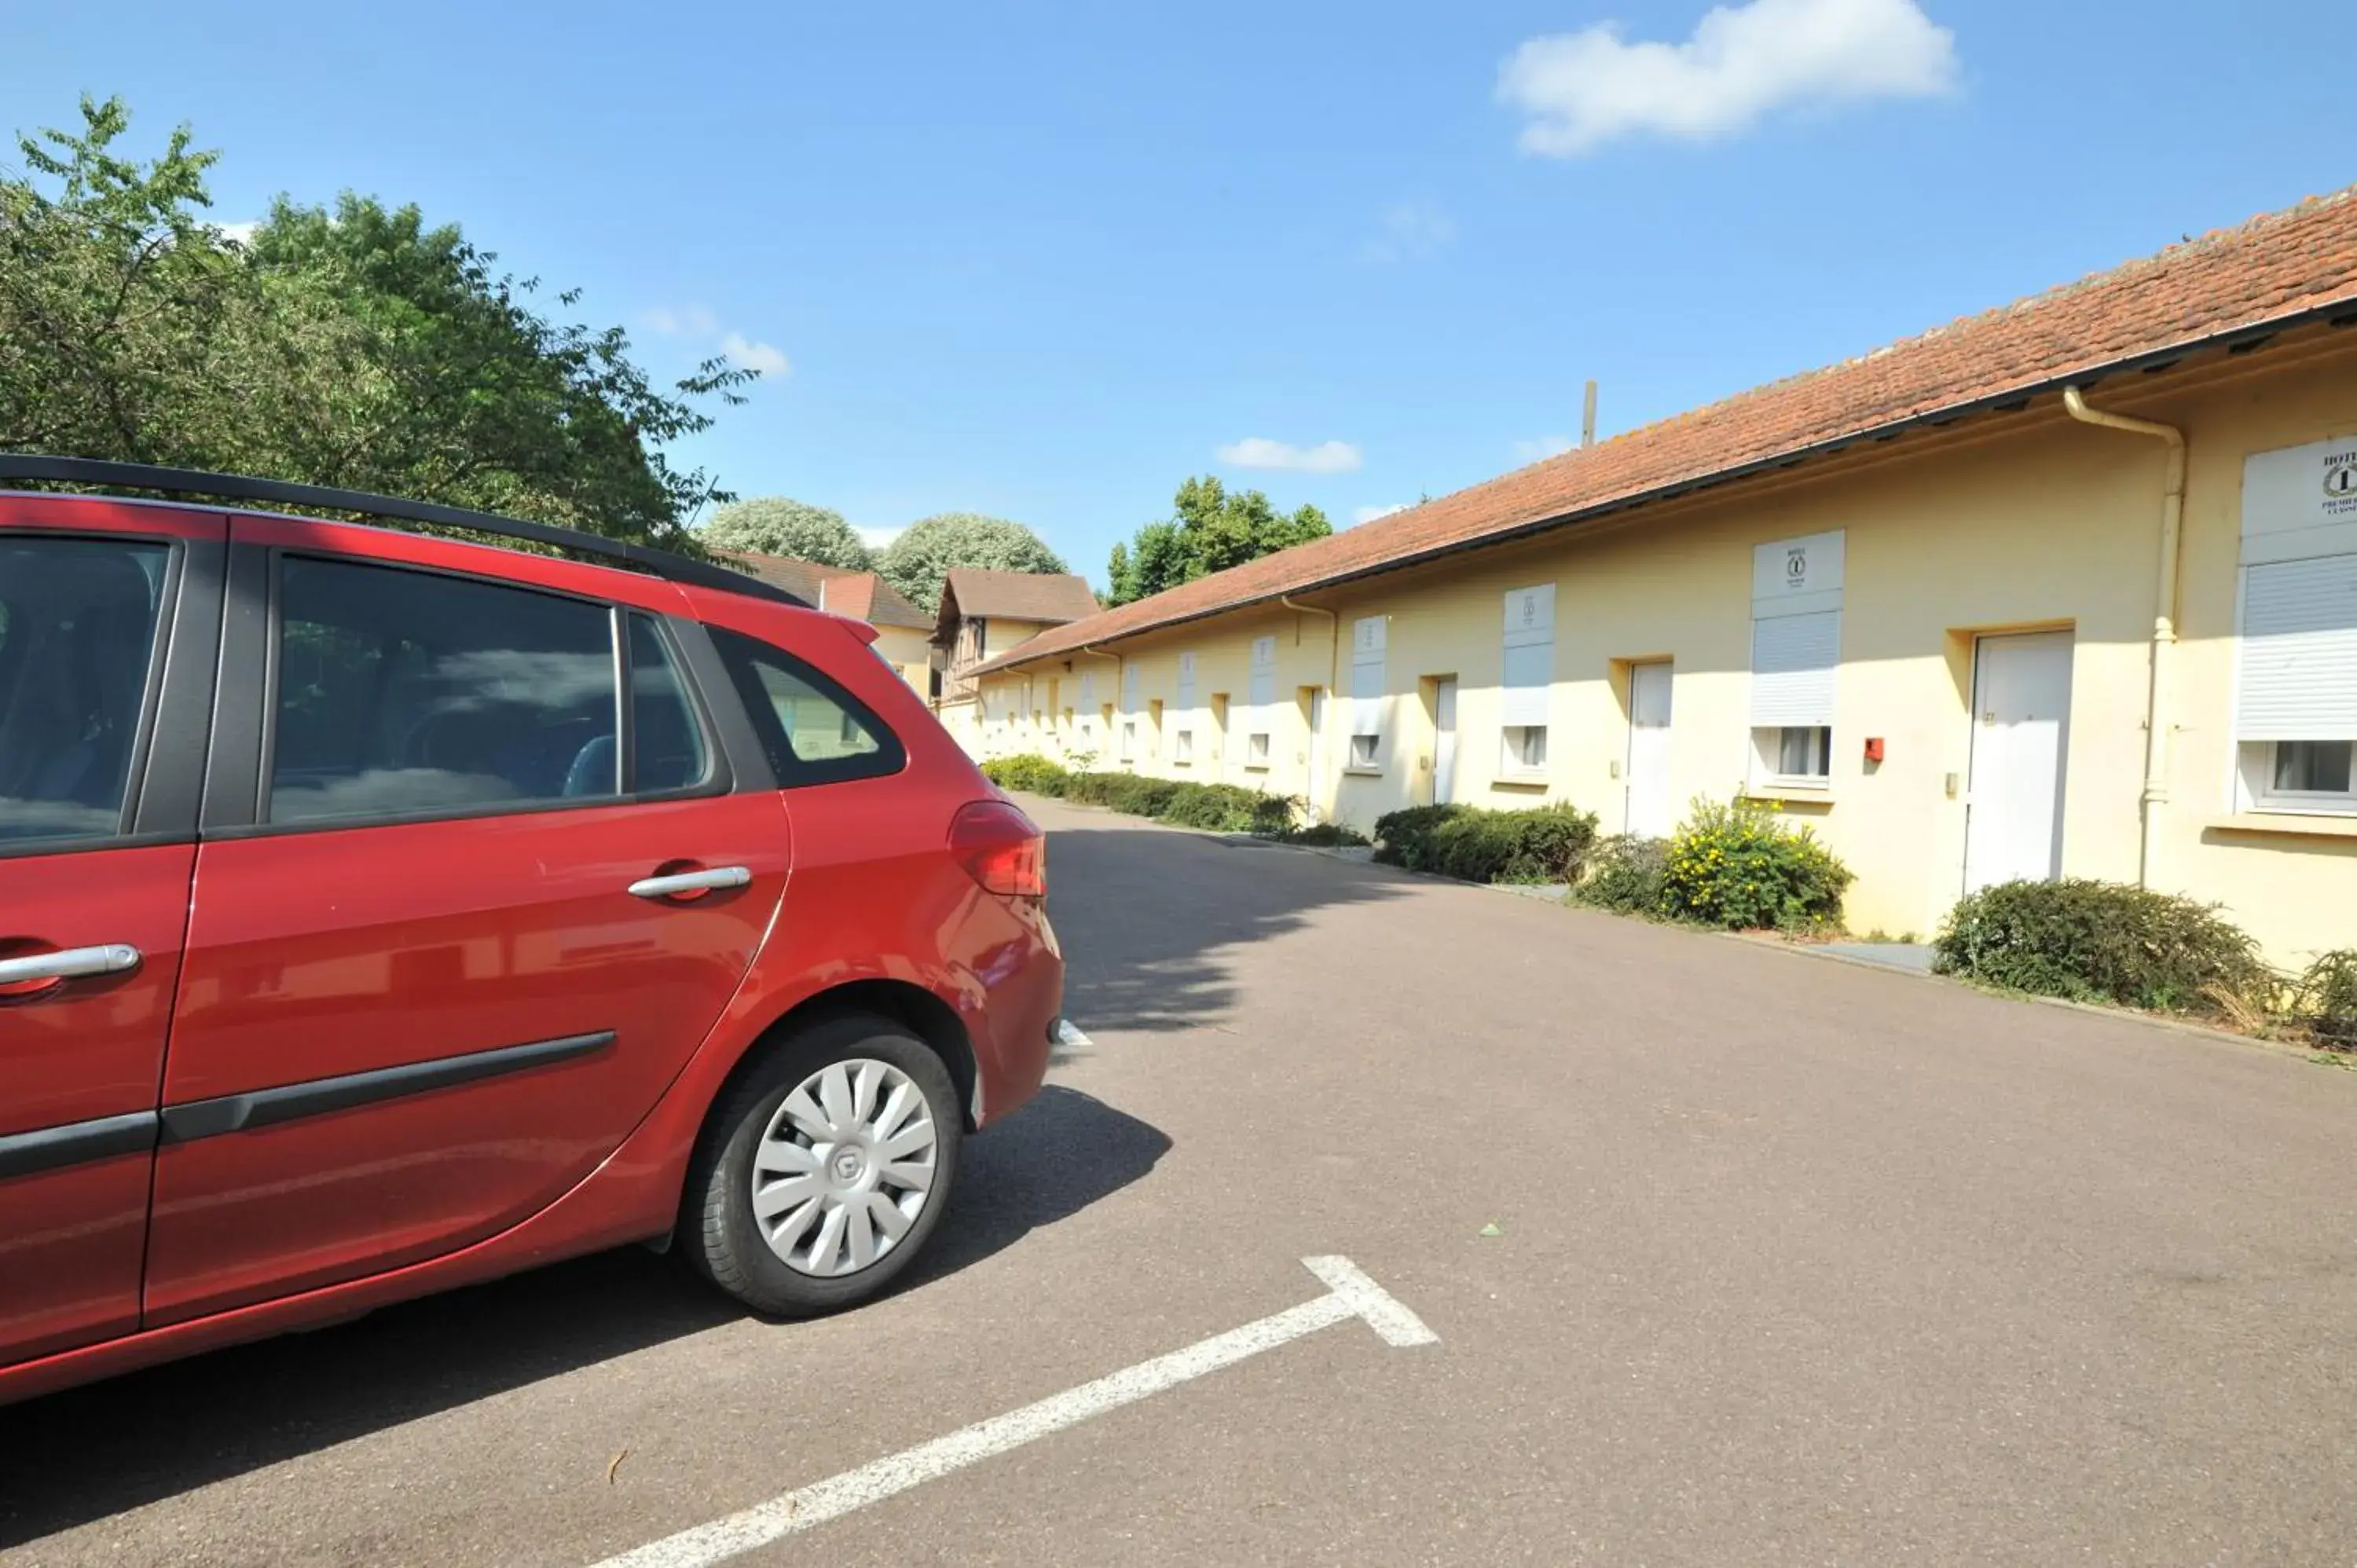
[711,627,904,787]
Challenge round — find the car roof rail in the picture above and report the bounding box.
[0,453,811,608]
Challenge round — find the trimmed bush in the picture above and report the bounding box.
[1660,799,1853,931]
[1260,821,1372,848]
[980,753,1070,797]
[1572,835,1670,915]
[1047,767,1296,833]
[2291,950,2357,1050]
[1373,801,1599,885]
[1933,877,2275,1017]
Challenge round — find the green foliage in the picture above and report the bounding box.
[1372,802,1599,885]
[980,753,1070,797]
[1571,835,1670,915]
[702,496,871,569]
[1659,799,1853,931]
[1,96,750,548]
[1105,476,1332,606]
[880,512,1069,613]
[2289,950,2357,1050]
[1933,878,2275,1016]
[1261,821,1371,848]
[1158,782,1297,833]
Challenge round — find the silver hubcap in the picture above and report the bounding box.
[751,1058,939,1277]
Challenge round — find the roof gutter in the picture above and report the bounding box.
[2062,385,2187,889]
[973,299,2356,676]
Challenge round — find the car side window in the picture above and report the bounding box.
[629,613,711,793]
[712,627,905,786]
[0,536,170,847]
[269,557,625,825]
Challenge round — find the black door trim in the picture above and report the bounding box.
[156,1030,616,1143]
[0,1112,160,1181]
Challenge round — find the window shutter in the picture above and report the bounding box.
[1750,610,1839,727]
[1176,651,1197,713]
[2238,554,2357,741]
[1248,636,1277,718]
[1350,617,1385,737]
[1121,661,1139,713]
[1501,585,1554,727]
[1079,670,1097,709]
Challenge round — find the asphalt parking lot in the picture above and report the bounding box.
[5,796,2355,1566]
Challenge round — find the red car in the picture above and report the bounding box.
[0,458,1061,1405]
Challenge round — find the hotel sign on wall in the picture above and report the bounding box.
[2243,435,2357,565]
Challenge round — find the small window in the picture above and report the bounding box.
[0,536,170,846]
[1348,734,1380,770]
[1247,731,1270,767]
[1501,725,1548,774]
[1753,724,1831,785]
[269,558,621,825]
[2244,738,2357,812]
[713,627,904,786]
[1121,720,1137,763]
[1174,728,1195,764]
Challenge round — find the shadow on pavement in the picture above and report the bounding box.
[1042,822,1409,1036]
[0,1084,1164,1550]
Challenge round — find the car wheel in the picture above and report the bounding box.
[685,1014,963,1317]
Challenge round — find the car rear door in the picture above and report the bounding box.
[142,518,789,1324]
[0,497,222,1367]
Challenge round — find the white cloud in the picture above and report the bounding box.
[1497,0,1959,157]
[1354,504,1410,526]
[1358,200,1456,264]
[721,332,791,378]
[214,219,259,246]
[643,304,719,337]
[1513,435,1578,463]
[1216,438,1363,474]
[855,526,904,551]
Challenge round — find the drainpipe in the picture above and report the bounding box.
[2062,385,2186,888]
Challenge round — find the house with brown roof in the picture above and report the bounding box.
[931,567,1101,732]
[719,552,936,693]
[963,186,2357,965]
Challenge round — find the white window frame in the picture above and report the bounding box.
[1245,635,1277,769]
[1754,724,1832,786]
[1173,727,1195,765]
[2231,445,2357,815]
[1748,533,1843,793]
[1120,718,1137,764]
[1501,724,1547,775]
[2239,738,2357,813]
[1175,651,1198,768]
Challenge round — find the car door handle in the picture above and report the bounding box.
[627,866,753,899]
[0,943,142,987]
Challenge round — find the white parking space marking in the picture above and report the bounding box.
[590,1256,1436,1568]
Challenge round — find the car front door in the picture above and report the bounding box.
[142,525,789,1325]
[0,499,222,1368]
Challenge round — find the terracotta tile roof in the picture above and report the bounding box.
[719,552,931,630]
[980,187,2357,675]
[939,568,1102,625]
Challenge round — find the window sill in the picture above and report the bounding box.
[1342,766,1384,778]
[1742,782,1833,805]
[1244,762,1271,773]
[1494,774,1549,790]
[2209,811,2357,840]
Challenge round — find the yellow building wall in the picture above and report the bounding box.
[970,340,2357,965]
[870,625,932,695]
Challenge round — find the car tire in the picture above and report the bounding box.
[684,1014,964,1317]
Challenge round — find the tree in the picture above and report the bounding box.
[0,95,753,550]
[1105,476,1330,606]
[701,496,871,569]
[879,511,1070,612]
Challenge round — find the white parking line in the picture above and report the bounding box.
[589,1255,1435,1568]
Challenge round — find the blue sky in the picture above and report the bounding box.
[11,1,2355,588]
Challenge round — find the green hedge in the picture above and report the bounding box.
[980,754,1071,797]
[1372,801,1599,885]
[1934,878,2275,1017]
[1571,834,1670,915]
[1659,799,1853,932]
[2291,950,2357,1049]
[984,756,1297,834]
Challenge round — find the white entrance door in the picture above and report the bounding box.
[1433,679,1458,804]
[1625,661,1675,837]
[1964,632,2074,892]
[1305,689,1326,819]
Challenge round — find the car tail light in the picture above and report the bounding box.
[949,800,1047,899]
